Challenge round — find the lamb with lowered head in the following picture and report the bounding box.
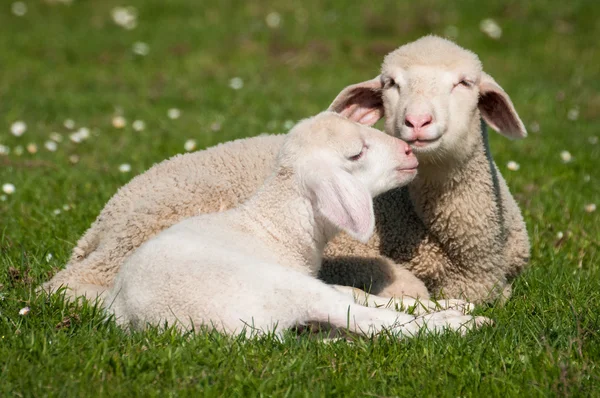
[105,112,488,336]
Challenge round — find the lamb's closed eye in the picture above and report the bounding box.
[347,144,366,161]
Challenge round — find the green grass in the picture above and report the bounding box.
[1,0,599,396]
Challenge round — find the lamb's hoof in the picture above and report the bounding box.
[435,298,476,314]
[400,298,475,316]
[415,309,493,335]
[473,316,494,327]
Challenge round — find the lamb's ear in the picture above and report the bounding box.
[478,72,527,139]
[328,76,384,126]
[304,164,374,243]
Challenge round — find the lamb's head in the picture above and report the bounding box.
[279,112,418,242]
[329,35,527,165]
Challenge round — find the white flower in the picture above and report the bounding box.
[11,121,27,137]
[77,127,90,139]
[588,136,598,145]
[119,163,131,173]
[11,2,27,17]
[211,122,221,131]
[44,141,58,152]
[556,231,564,240]
[45,253,53,262]
[229,77,244,90]
[18,307,30,316]
[506,161,520,171]
[567,108,579,121]
[529,121,540,133]
[53,209,61,215]
[0,195,6,202]
[49,132,63,142]
[26,143,37,154]
[283,120,295,130]
[480,18,502,39]
[2,183,16,195]
[13,146,23,156]
[111,6,137,30]
[69,127,90,144]
[167,108,181,120]
[560,150,572,163]
[63,119,75,129]
[584,203,597,213]
[62,204,70,211]
[265,12,281,29]
[112,116,127,129]
[132,42,150,56]
[132,120,146,131]
[69,154,79,164]
[184,139,197,152]
[0,145,9,156]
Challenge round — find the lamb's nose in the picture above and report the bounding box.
[404,114,433,131]
[403,141,412,155]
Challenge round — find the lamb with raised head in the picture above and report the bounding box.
[105,112,487,336]
[43,35,528,304]
[322,35,529,301]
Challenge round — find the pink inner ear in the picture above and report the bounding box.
[479,92,527,139]
[329,77,384,127]
[478,72,527,139]
[339,103,360,118]
[340,104,381,126]
[358,109,383,126]
[339,97,383,126]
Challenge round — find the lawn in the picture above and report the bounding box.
[1,0,599,396]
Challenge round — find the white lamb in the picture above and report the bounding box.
[105,112,488,336]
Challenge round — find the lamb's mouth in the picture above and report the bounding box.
[396,167,418,174]
[406,137,441,148]
[395,162,419,173]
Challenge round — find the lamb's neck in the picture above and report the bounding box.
[407,120,503,252]
[237,169,334,276]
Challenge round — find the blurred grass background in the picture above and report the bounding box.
[0,0,599,396]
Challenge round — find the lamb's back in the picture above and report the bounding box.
[70,134,283,268]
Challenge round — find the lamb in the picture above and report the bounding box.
[105,112,488,336]
[321,35,529,302]
[42,35,528,304]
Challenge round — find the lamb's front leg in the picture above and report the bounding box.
[331,285,475,316]
[315,299,489,338]
[305,282,490,338]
